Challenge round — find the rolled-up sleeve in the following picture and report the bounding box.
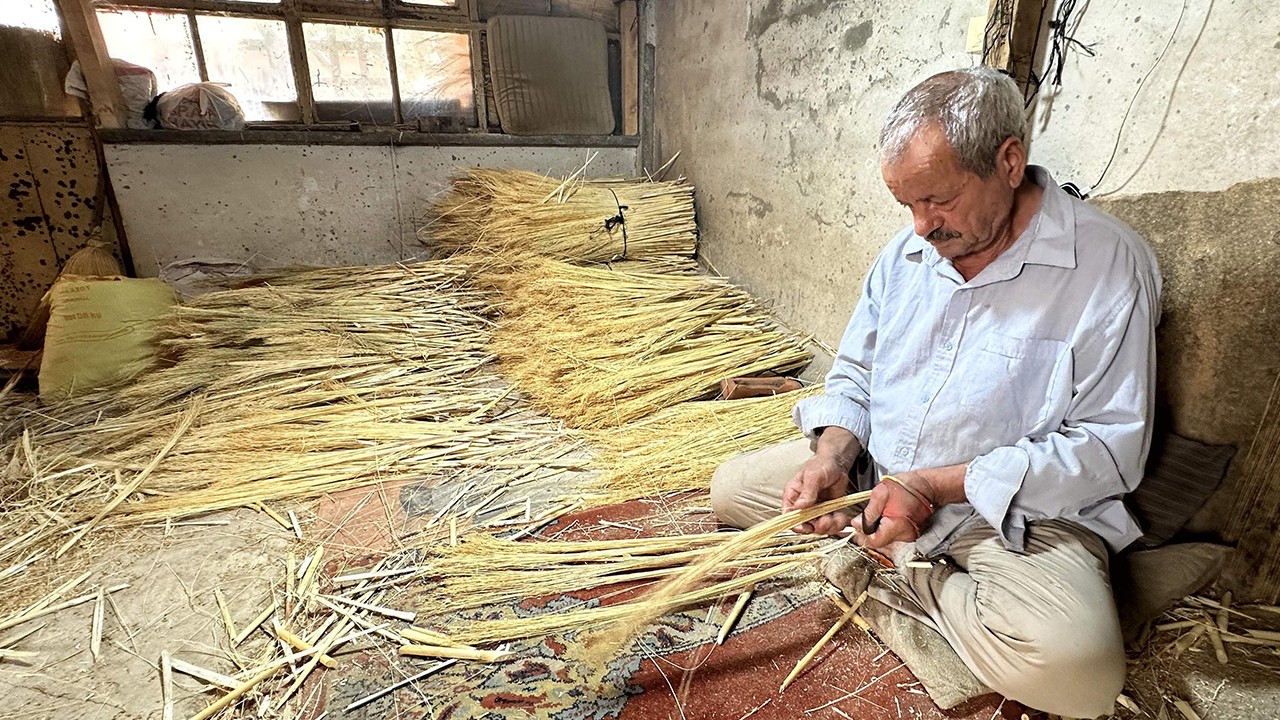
[965,273,1158,553]
[793,259,883,449]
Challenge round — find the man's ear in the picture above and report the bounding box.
[997,136,1027,188]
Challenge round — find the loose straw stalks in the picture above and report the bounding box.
[0,261,581,609]
[489,258,811,428]
[431,494,872,648]
[590,386,822,501]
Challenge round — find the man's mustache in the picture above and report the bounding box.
[927,228,962,243]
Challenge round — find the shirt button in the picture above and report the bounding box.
[895,448,908,457]
[944,341,954,351]
[919,394,928,404]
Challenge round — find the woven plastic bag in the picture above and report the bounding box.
[39,276,177,400]
[154,83,245,130]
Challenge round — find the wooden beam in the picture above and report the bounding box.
[981,0,1046,96]
[54,0,127,129]
[619,0,638,135]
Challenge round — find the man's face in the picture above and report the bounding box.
[881,125,1017,262]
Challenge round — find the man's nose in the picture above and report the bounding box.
[912,210,941,239]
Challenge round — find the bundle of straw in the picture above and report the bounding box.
[424,168,697,263]
[488,259,811,428]
[426,495,871,647]
[589,386,823,502]
[413,532,819,617]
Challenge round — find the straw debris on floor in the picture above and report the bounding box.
[0,261,583,613]
[424,167,697,263]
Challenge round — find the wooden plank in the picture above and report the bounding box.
[619,0,638,135]
[53,0,127,129]
[98,128,639,147]
[981,0,1047,96]
[0,126,60,342]
[20,126,109,261]
[637,0,655,174]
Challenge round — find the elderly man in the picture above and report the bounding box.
[710,67,1160,717]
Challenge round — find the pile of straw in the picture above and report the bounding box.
[424,168,697,263]
[589,385,822,502]
[0,262,580,603]
[489,259,811,428]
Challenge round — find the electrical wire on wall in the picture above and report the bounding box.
[1092,0,1212,197]
[1022,0,1095,109]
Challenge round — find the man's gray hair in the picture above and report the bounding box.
[880,67,1028,177]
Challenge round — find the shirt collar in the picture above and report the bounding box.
[900,165,1077,275]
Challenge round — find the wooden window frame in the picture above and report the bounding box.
[92,0,489,130]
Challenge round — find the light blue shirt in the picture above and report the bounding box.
[794,167,1161,556]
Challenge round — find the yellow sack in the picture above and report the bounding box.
[39,276,177,400]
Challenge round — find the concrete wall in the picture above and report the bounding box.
[654,0,1280,350]
[104,144,636,276]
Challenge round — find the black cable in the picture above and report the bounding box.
[1023,0,1097,108]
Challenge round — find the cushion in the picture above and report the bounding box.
[1129,432,1235,547]
[487,15,615,135]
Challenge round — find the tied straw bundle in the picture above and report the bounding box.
[589,385,823,502]
[488,258,811,428]
[424,167,697,263]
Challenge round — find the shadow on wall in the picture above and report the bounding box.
[1093,177,1280,596]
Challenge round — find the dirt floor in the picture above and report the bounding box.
[2,479,1279,720]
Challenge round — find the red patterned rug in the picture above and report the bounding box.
[312,489,1023,720]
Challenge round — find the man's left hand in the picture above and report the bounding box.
[854,464,968,550]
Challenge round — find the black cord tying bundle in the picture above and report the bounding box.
[605,188,629,260]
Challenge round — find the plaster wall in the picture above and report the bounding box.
[103,144,636,276]
[654,0,1280,350]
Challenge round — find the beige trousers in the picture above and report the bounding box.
[710,438,1125,719]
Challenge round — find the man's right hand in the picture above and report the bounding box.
[781,427,862,535]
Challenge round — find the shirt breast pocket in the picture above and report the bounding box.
[958,333,1072,436]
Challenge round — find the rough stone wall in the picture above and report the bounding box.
[653,0,982,353]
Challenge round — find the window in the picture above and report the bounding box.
[90,0,478,129]
[3,0,61,35]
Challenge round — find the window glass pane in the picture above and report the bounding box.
[303,22,393,124]
[96,10,199,92]
[394,29,474,127]
[197,15,297,122]
[3,0,60,34]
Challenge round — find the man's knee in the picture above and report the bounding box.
[709,455,754,529]
[709,438,811,529]
[983,610,1125,717]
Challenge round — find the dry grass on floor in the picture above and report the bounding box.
[0,262,580,615]
[589,385,822,502]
